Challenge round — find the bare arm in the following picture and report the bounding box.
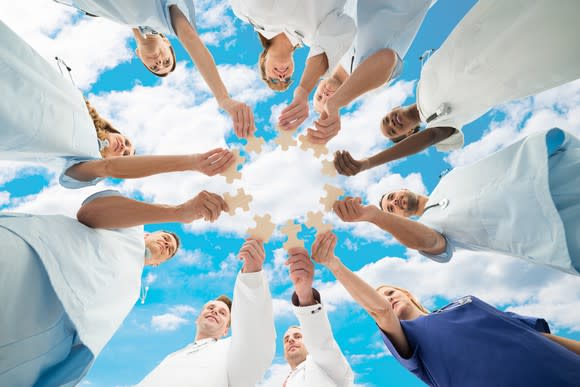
[77,190,227,228]
[333,197,447,255]
[542,333,580,355]
[65,149,234,182]
[311,232,412,358]
[327,48,398,110]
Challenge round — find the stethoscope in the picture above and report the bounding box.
[423,198,449,213]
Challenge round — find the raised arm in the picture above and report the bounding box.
[333,197,446,255]
[228,239,275,386]
[65,148,234,182]
[333,126,456,176]
[76,190,228,228]
[278,53,329,131]
[311,232,412,358]
[169,6,254,137]
[542,333,580,355]
[287,247,353,386]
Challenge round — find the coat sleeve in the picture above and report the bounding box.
[293,289,354,387]
[227,270,275,387]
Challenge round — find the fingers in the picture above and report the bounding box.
[333,197,361,222]
[197,191,228,222]
[205,150,235,175]
[333,150,360,176]
[247,108,255,137]
[239,238,265,272]
[278,100,308,130]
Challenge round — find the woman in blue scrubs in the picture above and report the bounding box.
[311,231,580,387]
[0,21,234,189]
[0,189,228,386]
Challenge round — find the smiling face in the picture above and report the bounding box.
[101,132,135,158]
[144,231,179,266]
[376,286,422,321]
[380,189,419,217]
[195,300,231,339]
[135,34,175,76]
[380,105,421,141]
[263,50,295,91]
[283,327,308,368]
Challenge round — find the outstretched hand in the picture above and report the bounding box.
[311,231,339,268]
[286,247,315,305]
[307,102,340,144]
[219,97,255,138]
[178,190,228,223]
[333,150,369,176]
[278,86,309,131]
[333,196,379,223]
[239,238,265,273]
[193,148,235,176]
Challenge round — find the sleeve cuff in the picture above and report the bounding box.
[237,270,265,288]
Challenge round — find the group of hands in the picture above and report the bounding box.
[232,231,343,306]
[220,87,369,177]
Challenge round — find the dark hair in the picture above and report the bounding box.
[379,193,387,211]
[215,295,233,326]
[391,125,421,143]
[162,230,181,258]
[258,33,292,92]
[142,34,176,78]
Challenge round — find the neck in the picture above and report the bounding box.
[288,357,306,371]
[410,103,422,123]
[195,331,219,342]
[404,308,428,321]
[270,33,294,53]
[415,195,430,216]
[132,28,146,43]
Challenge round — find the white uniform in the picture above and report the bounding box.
[419,128,580,276]
[284,291,353,387]
[416,0,580,151]
[229,0,356,77]
[70,0,196,35]
[138,270,275,386]
[0,190,145,385]
[341,0,432,77]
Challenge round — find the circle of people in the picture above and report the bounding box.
[1,0,579,386]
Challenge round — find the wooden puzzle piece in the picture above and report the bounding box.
[219,148,245,184]
[319,184,344,212]
[321,159,337,177]
[247,214,276,243]
[223,188,253,216]
[244,134,265,154]
[281,220,304,250]
[298,134,328,158]
[305,211,332,235]
[275,127,297,150]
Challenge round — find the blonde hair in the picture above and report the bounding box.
[376,285,430,314]
[85,100,123,157]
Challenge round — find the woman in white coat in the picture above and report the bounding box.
[310,0,433,144]
[229,0,356,131]
[0,189,228,386]
[0,21,234,189]
[332,0,580,175]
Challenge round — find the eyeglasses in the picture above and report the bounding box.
[267,77,293,87]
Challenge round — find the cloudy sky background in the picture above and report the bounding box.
[2,1,579,386]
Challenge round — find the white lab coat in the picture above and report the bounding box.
[418,128,579,276]
[0,21,100,162]
[0,190,145,357]
[138,270,275,386]
[285,292,353,387]
[340,0,432,75]
[416,0,580,151]
[229,0,355,76]
[71,0,196,36]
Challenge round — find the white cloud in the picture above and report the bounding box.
[194,0,237,46]
[151,313,189,332]
[257,362,291,387]
[144,272,157,286]
[349,351,389,365]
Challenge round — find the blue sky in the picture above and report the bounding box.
[2,1,580,386]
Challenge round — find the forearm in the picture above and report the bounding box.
[328,49,397,109]
[369,211,445,254]
[542,333,580,355]
[66,155,196,181]
[170,6,229,102]
[77,196,183,229]
[367,127,455,168]
[299,53,329,95]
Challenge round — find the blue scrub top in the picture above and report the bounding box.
[380,296,580,387]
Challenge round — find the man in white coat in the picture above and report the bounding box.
[138,238,275,386]
[282,247,354,386]
[334,128,580,276]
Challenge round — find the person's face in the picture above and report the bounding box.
[283,327,308,365]
[380,189,418,217]
[144,231,178,266]
[264,49,294,87]
[380,106,419,140]
[195,300,230,338]
[135,35,174,76]
[102,132,135,158]
[376,286,418,321]
[313,77,341,112]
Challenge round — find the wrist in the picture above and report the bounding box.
[216,95,231,107]
[189,154,200,171]
[296,289,316,306]
[326,256,341,272]
[361,158,371,171]
[294,85,309,100]
[242,264,261,273]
